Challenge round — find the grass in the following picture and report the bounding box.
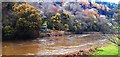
[113,26,120,30]
[93,43,119,55]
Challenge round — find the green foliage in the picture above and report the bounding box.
[3,3,41,40]
[42,21,47,26]
[113,26,120,30]
[64,24,69,31]
[16,18,29,27]
[3,26,16,39]
[48,13,61,30]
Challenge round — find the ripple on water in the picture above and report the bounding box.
[3,34,110,55]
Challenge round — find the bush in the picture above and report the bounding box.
[3,26,16,40]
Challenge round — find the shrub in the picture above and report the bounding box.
[3,26,16,40]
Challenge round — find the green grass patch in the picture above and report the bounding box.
[113,26,120,30]
[93,43,118,55]
[117,35,120,56]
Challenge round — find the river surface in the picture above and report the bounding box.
[2,33,113,55]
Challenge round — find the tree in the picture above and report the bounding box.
[60,11,71,31]
[13,3,41,39]
[3,3,41,40]
[48,13,64,30]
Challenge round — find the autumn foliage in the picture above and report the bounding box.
[3,3,41,40]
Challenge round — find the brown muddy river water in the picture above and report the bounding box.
[2,34,112,56]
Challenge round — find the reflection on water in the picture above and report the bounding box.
[0,42,2,56]
[2,41,41,55]
[2,34,108,55]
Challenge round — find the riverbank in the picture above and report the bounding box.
[92,42,118,55]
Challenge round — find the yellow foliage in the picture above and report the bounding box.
[13,3,41,28]
[51,16,56,19]
[63,11,71,15]
[57,20,61,23]
[13,3,40,15]
[53,20,56,22]
[92,11,99,17]
[56,13,60,16]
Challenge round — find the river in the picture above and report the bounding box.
[2,33,113,56]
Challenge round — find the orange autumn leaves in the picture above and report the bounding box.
[93,2,101,9]
[82,1,110,18]
[84,10,99,18]
[93,3,110,11]
[81,1,110,11]
[82,1,90,7]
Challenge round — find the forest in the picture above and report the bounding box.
[2,1,120,57]
[2,2,120,39]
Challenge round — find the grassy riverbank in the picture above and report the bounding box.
[93,42,119,55]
